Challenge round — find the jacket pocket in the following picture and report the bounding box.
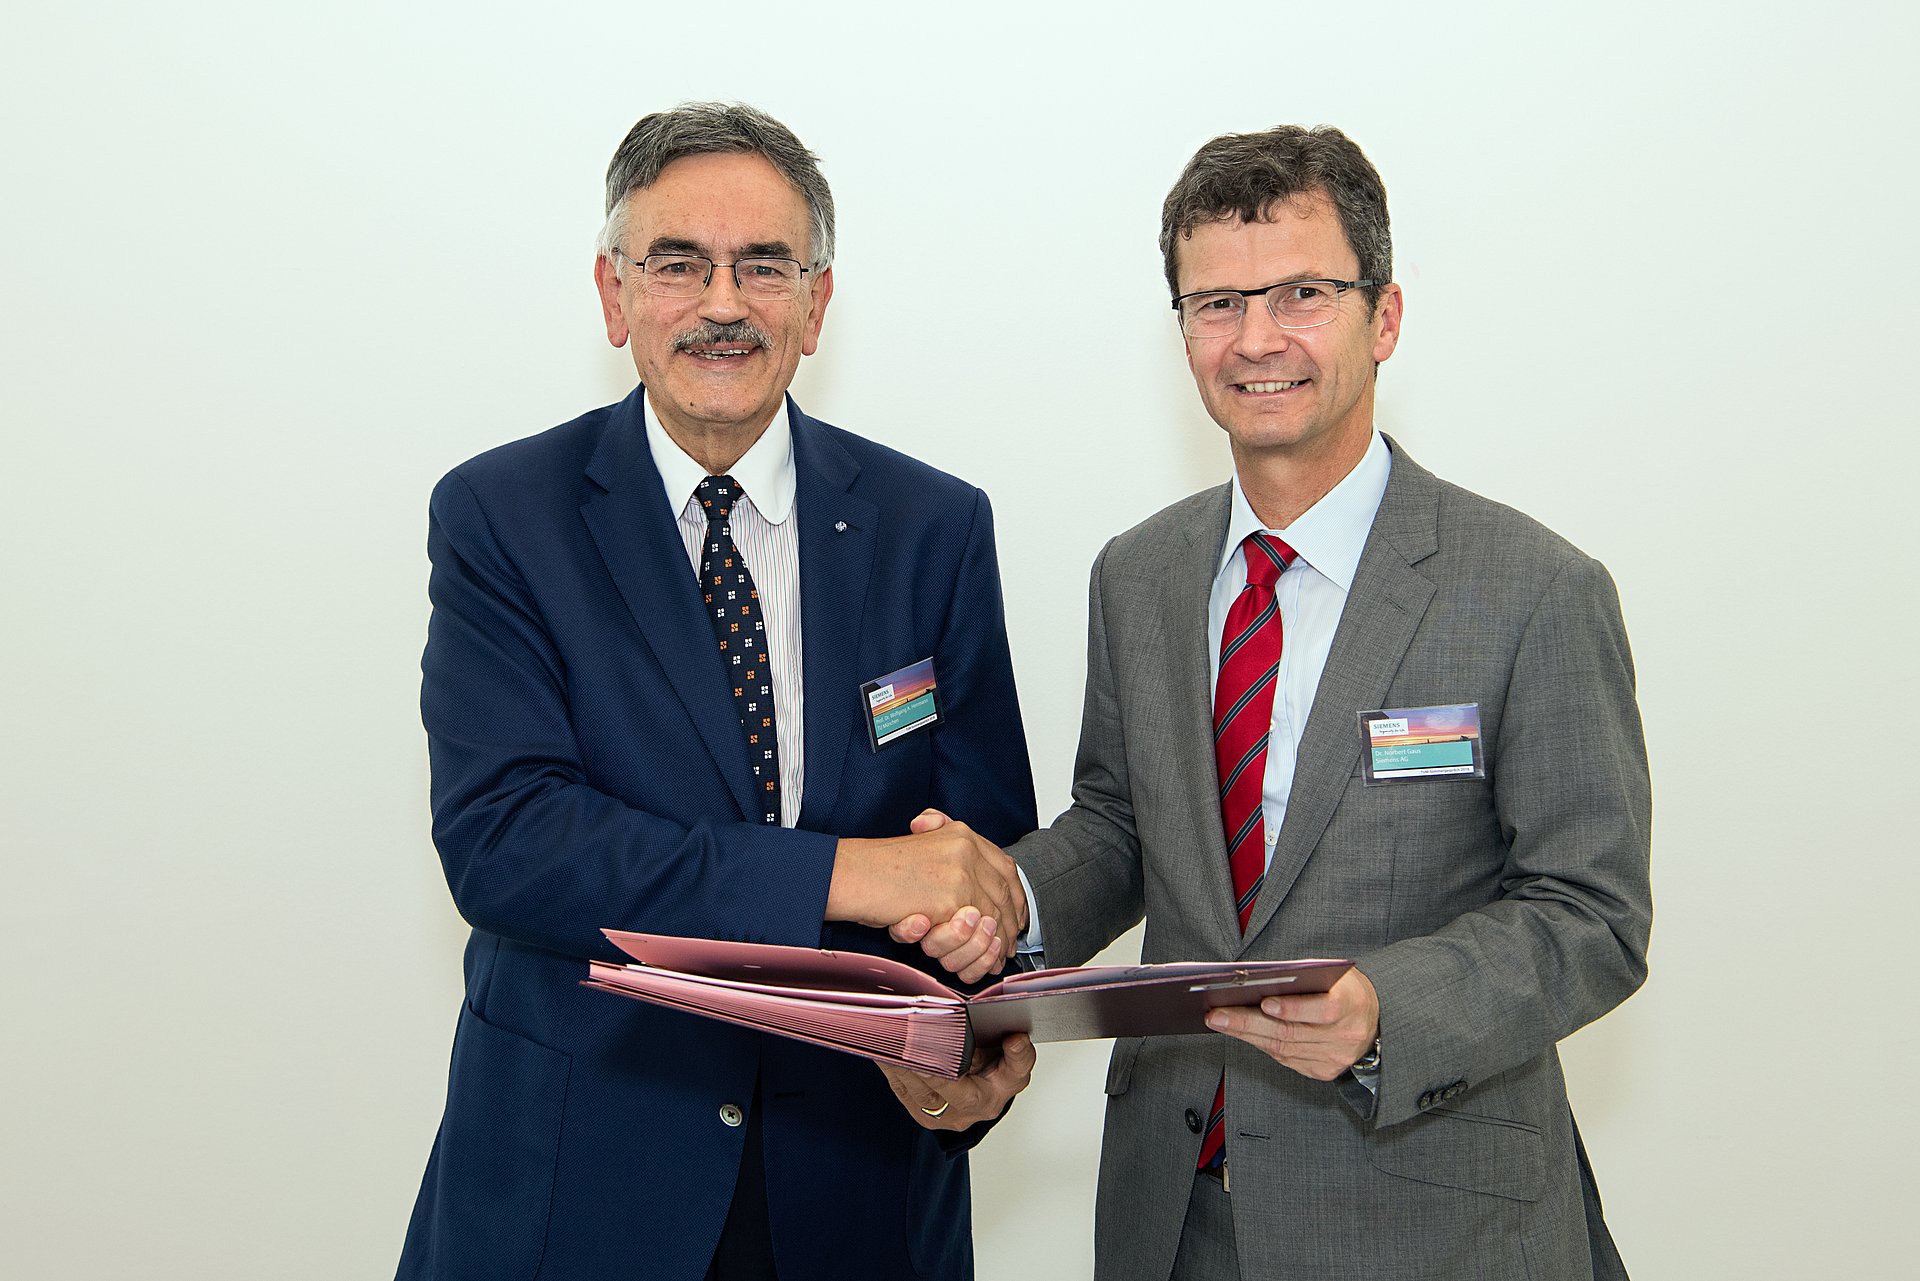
[421,1003,573,1277]
[1367,1105,1544,1202]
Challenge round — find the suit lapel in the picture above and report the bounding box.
[1159,487,1248,959]
[1242,440,1441,947]
[790,402,876,830]
[579,387,759,821]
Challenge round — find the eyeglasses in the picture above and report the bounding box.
[614,250,812,301]
[1172,278,1378,338]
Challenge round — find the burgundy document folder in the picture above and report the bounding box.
[583,930,1351,1080]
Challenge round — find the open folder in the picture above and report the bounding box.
[583,929,1351,1080]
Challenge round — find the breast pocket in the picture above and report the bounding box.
[1332,764,1503,940]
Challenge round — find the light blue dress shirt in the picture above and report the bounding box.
[1207,431,1392,870]
[1020,431,1392,943]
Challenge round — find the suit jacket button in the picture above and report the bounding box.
[719,1103,745,1128]
[1444,1082,1466,1100]
[1184,1108,1202,1134]
[1418,1091,1436,1109]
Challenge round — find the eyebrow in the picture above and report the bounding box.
[738,240,797,260]
[643,236,799,260]
[645,236,710,258]
[1184,273,1348,296]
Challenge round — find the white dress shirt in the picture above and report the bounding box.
[644,394,806,828]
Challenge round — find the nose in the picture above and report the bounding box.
[697,264,752,323]
[1231,298,1293,361]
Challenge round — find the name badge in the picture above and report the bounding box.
[860,657,942,750]
[1358,702,1485,785]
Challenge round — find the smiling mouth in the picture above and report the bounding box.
[672,319,772,362]
[1237,379,1307,393]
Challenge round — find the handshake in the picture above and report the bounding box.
[826,809,1026,986]
[826,808,1038,1131]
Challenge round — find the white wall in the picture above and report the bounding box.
[5,2,1915,1276]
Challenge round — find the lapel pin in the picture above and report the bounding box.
[834,521,848,533]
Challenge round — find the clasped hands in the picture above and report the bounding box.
[828,808,1035,1129]
[827,808,1027,985]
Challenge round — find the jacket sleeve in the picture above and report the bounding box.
[1353,553,1653,1129]
[1010,540,1151,966]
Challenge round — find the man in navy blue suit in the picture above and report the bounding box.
[398,102,1038,1281]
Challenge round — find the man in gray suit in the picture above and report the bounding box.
[896,125,1651,1279]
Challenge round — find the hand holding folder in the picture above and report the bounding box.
[583,930,1351,1080]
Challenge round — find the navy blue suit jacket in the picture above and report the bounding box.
[399,387,1036,1280]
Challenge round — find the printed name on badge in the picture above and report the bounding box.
[1358,703,1486,785]
[859,657,942,750]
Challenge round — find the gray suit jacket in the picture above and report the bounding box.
[1016,441,1651,1281]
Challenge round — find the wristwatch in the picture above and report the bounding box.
[1352,1037,1382,1073]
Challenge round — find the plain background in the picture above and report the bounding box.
[5,2,1916,1276]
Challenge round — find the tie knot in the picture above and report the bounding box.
[695,475,744,525]
[1242,533,1296,588]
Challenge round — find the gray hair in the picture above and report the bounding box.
[1159,125,1391,312]
[597,101,835,273]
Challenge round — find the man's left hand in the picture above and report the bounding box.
[1205,968,1379,1082]
[877,1034,1037,1132]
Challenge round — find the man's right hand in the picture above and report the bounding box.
[827,811,1025,976]
[883,808,1027,983]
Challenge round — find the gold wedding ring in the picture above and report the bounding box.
[919,1100,951,1118]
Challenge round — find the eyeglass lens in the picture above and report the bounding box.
[640,254,803,300]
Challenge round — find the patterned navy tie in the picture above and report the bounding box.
[695,475,781,827]
[1198,531,1297,1174]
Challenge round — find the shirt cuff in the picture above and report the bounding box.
[1014,864,1045,957]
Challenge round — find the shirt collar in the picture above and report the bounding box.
[642,392,798,525]
[1218,430,1393,593]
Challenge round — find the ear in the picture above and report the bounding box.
[1370,283,1404,364]
[594,254,630,349]
[800,266,834,357]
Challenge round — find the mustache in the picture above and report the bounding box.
[672,320,772,352]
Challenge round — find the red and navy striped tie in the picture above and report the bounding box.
[1197,531,1296,1174]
